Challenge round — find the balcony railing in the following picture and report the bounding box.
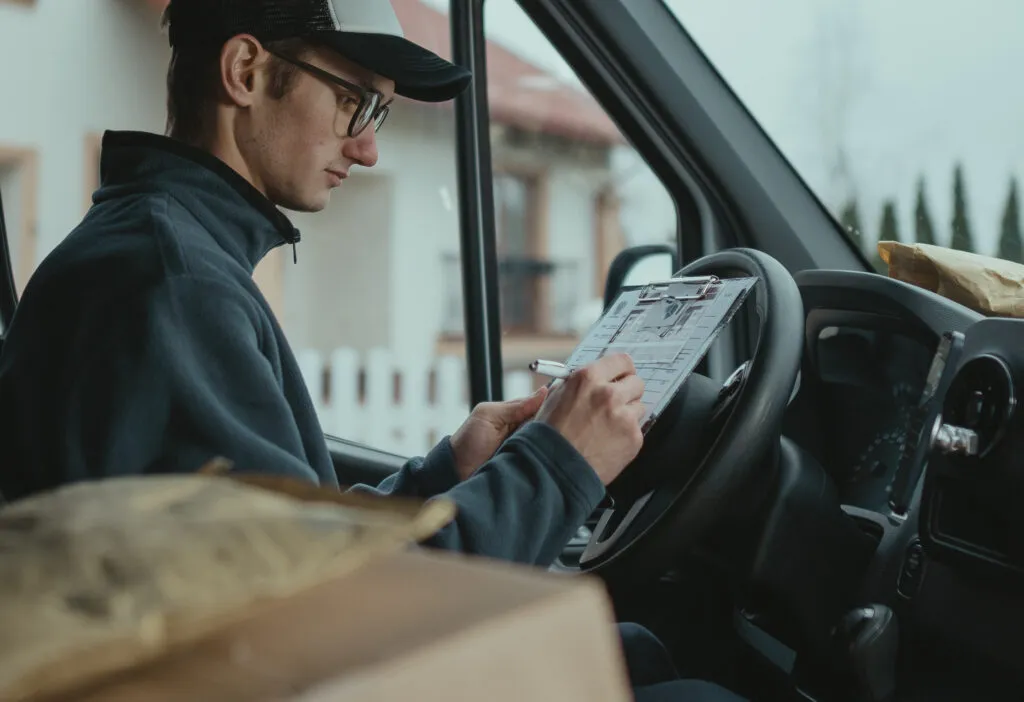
[441,254,580,337]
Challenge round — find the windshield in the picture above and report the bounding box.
[667,0,1024,269]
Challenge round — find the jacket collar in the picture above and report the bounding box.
[95,130,301,269]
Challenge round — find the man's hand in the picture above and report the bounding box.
[534,353,646,485]
[450,386,549,481]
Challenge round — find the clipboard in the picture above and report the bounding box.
[562,274,758,434]
[635,275,721,302]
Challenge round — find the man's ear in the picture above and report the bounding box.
[219,35,268,108]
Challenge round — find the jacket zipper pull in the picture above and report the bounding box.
[292,242,298,264]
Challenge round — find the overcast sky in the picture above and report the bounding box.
[427,0,1024,257]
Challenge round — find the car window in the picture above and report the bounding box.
[437,0,678,394]
[666,0,1024,269]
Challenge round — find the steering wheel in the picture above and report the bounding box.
[574,248,804,586]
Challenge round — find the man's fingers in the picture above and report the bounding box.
[627,400,648,424]
[612,374,646,404]
[517,386,548,416]
[591,352,636,382]
[497,386,548,425]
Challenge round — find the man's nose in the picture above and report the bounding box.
[343,127,379,168]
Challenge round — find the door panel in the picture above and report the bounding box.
[327,435,404,487]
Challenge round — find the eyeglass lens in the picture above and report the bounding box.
[352,95,389,137]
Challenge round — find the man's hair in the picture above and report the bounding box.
[161,8,307,143]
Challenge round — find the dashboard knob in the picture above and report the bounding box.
[932,423,980,457]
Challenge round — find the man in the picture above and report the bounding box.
[0,1,745,699]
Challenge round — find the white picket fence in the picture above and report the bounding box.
[295,347,536,457]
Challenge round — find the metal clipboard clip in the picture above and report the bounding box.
[637,275,719,304]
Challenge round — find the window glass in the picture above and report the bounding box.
[470,0,679,394]
[667,0,1024,268]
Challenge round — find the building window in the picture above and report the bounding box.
[440,168,580,341]
[494,172,536,258]
[494,171,545,335]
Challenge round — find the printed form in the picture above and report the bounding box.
[564,276,758,432]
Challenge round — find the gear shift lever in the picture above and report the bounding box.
[834,605,899,702]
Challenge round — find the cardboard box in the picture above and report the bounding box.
[47,549,632,702]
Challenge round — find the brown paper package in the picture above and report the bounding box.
[0,471,455,700]
[878,241,1024,318]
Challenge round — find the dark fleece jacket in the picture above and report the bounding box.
[0,131,604,566]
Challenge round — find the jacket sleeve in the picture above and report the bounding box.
[353,422,607,567]
[366,436,461,498]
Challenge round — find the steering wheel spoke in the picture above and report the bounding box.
[579,491,655,567]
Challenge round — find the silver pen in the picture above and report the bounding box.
[529,359,573,379]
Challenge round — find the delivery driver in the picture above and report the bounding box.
[0,1,745,700]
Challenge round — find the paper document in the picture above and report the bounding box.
[564,276,758,432]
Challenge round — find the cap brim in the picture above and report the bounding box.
[312,31,472,103]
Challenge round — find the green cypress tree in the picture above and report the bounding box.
[950,163,976,252]
[875,200,899,273]
[913,177,937,246]
[838,199,865,251]
[998,176,1023,263]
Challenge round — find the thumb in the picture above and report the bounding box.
[507,386,548,422]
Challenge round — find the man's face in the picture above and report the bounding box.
[241,45,395,212]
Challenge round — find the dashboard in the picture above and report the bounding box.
[784,270,981,513]
[811,325,933,512]
[774,269,1024,688]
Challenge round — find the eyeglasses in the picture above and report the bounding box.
[268,51,391,138]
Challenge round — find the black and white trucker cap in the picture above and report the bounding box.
[165,0,472,102]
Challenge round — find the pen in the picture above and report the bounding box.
[529,359,573,379]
